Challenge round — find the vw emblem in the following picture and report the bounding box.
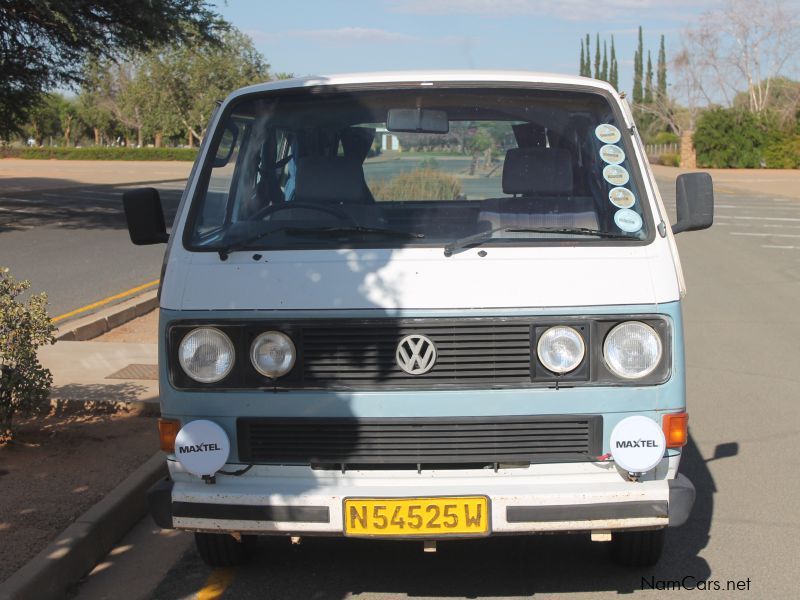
[396,335,437,375]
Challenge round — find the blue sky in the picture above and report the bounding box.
[214,0,724,97]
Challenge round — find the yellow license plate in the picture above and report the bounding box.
[344,496,489,537]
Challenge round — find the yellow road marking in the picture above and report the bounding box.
[52,279,159,323]
[197,568,235,600]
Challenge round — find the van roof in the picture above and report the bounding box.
[227,70,619,101]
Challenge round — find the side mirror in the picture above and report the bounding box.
[673,172,714,234]
[212,122,238,168]
[122,188,168,245]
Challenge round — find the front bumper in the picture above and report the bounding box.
[148,459,695,536]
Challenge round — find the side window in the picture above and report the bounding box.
[194,117,249,239]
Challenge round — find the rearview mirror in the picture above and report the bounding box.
[673,172,714,234]
[122,188,168,245]
[387,108,449,134]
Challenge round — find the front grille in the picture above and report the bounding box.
[300,320,532,388]
[237,416,602,467]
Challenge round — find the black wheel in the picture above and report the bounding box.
[194,532,255,567]
[609,529,665,567]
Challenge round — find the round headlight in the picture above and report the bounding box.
[178,327,235,383]
[250,331,296,378]
[537,326,585,374]
[603,321,662,379]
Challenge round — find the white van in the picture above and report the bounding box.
[123,71,713,569]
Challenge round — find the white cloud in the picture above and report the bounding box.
[248,27,418,45]
[294,27,417,43]
[390,0,720,21]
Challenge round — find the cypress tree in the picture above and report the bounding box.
[585,33,590,73]
[609,36,618,89]
[657,34,667,99]
[601,40,608,81]
[644,50,654,104]
[580,39,585,75]
[633,26,643,104]
[594,33,601,79]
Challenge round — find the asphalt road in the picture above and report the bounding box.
[70,169,800,599]
[0,179,185,319]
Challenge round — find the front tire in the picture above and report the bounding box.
[194,532,255,567]
[609,529,665,567]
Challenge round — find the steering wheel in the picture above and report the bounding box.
[252,201,357,226]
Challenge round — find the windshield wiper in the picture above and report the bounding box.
[218,225,424,260]
[444,226,636,256]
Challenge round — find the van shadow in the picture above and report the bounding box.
[150,436,722,599]
[253,436,712,597]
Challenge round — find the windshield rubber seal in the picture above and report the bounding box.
[181,81,656,255]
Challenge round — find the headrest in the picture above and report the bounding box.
[502,147,574,196]
[294,156,369,204]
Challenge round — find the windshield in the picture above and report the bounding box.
[187,85,651,253]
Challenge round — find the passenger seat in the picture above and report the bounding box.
[479,147,599,230]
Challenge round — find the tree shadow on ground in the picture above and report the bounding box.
[0,181,184,233]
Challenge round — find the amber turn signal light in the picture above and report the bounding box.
[158,418,180,453]
[663,412,688,448]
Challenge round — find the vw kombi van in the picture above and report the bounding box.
[123,71,713,569]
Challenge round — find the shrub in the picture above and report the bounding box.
[0,268,55,444]
[370,168,462,201]
[659,152,680,167]
[418,157,440,170]
[652,131,680,145]
[0,146,198,161]
[763,135,800,169]
[693,108,771,168]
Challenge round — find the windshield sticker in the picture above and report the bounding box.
[595,124,621,144]
[603,164,630,186]
[614,208,643,233]
[599,144,625,165]
[609,187,636,209]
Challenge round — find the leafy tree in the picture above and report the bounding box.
[0,0,227,138]
[153,29,270,145]
[77,74,117,146]
[0,268,55,444]
[24,94,63,145]
[644,51,654,104]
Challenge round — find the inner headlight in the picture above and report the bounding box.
[250,331,296,378]
[603,321,662,379]
[537,326,585,374]
[178,327,235,383]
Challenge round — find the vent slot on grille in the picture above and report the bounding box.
[238,416,602,468]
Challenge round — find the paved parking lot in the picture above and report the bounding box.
[66,167,800,599]
[0,160,189,318]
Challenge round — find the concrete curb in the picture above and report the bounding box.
[56,289,158,341]
[0,452,167,600]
